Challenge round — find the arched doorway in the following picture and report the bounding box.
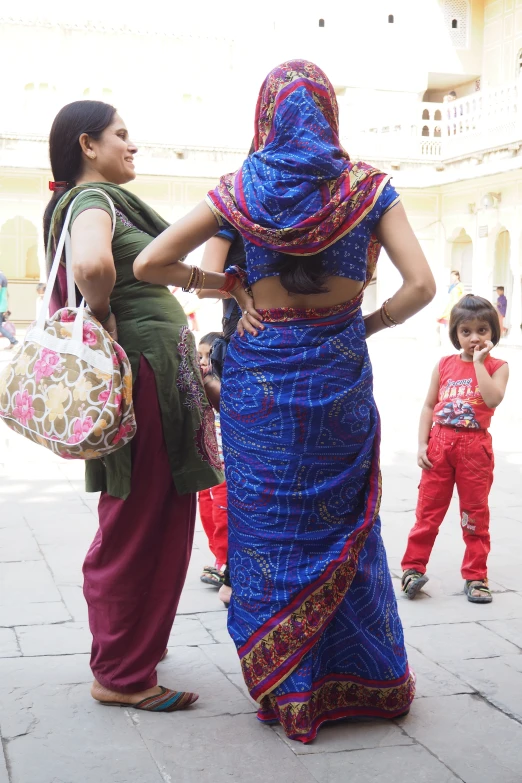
[0,217,39,279]
[451,228,473,292]
[493,229,513,334]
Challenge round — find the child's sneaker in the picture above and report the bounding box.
[402,569,429,599]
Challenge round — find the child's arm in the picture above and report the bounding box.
[203,374,221,412]
[197,236,233,300]
[418,363,440,470]
[473,342,509,408]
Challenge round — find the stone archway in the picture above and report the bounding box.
[493,228,513,332]
[0,217,39,279]
[450,228,473,292]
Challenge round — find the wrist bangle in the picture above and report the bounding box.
[195,270,206,295]
[218,272,238,295]
[381,298,401,327]
[183,266,199,293]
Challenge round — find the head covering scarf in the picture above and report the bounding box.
[46,183,169,313]
[207,60,390,256]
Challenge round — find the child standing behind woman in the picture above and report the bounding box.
[402,295,509,604]
[197,333,229,594]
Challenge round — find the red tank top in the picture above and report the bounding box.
[433,354,506,430]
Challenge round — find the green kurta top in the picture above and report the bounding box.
[62,187,223,499]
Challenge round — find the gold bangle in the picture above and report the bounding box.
[195,269,207,296]
[382,298,401,327]
[182,266,197,293]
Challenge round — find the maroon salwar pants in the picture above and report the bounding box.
[83,357,196,694]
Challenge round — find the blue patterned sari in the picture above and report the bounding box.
[210,60,415,742]
[221,299,414,742]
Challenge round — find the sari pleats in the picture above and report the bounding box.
[221,300,415,743]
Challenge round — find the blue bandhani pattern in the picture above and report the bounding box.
[206,60,390,257]
[221,300,415,743]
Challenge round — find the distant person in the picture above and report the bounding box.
[0,271,18,349]
[438,270,464,332]
[495,286,507,336]
[402,296,509,605]
[36,282,47,319]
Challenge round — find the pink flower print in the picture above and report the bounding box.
[60,310,75,323]
[12,388,35,426]
[112,421,133,446]
[98,381,113,405]
[112,354,119,368]
[67,415,94,444]
[34,348,63,383]
[113,393,122,416]
[82,322,97,346]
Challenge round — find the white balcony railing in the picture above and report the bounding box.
[349,81,522,164]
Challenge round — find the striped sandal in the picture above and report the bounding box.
[465,579,492,604]
[100,686,199,712]
[200,565,225,588]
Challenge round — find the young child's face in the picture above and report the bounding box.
[457,318,492,354]
[197,342,212,376]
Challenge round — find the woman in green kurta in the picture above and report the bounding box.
[44,101,256,712]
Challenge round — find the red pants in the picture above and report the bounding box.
[402,424,494,581]
[198,481,228,567]
[83,357,196,694]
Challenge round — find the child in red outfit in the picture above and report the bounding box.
[402,295,509,604]
[197,333,228,588]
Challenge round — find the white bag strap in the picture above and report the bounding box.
[39,189,117,339]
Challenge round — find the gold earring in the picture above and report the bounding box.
[89,152,96,159]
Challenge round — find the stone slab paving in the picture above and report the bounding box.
[0,338,521,782]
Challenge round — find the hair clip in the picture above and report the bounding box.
[49,181,70,192]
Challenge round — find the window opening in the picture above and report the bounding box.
[388,14,394,23]
[318,18,325,27]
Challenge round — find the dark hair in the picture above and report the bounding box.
[275,252,329,295]
[450,269,460,279]
[43,100,117,248]
[496,286,505,292]
[199,331,223,347]
[449,294,500,349]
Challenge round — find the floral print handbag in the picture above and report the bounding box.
[0,190,136,459]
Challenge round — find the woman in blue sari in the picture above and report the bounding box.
[134,60,435,742]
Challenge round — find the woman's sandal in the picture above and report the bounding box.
[99,686,199,712]
[402,569,429,599]
[465,579,492,604]
[200,566,225,587]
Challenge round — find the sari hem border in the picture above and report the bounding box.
[257,668,416,743]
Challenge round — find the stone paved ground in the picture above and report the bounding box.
[0,333,521,783]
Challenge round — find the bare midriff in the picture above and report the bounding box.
[251,276,365,311]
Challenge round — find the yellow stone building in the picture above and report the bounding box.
[0,1,521,343]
